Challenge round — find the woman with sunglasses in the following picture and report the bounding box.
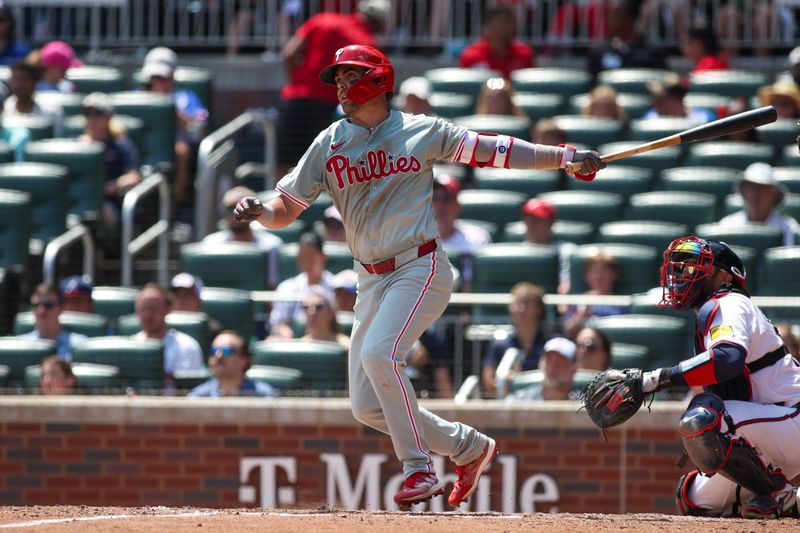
[573,327,612,372]
[299,287,350,351]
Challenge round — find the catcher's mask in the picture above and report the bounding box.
[319,44,394,104]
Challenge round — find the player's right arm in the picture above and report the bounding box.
[232,194,304,229]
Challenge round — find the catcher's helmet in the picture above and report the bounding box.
[319,44,394,104]
[659,236,746,310]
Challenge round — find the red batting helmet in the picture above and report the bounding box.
[319,44,394,104]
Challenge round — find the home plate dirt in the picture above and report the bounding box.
[0,507,796,532]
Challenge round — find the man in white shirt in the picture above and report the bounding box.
[718,162,799,246]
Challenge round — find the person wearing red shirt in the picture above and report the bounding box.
[276,0,389,178]
[459,5,534,80]
[682,23,729,73]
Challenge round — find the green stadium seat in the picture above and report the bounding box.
[568,165,653,199]
[510,68,591,97]
[0,188,31,268]
[658,167,741,206]
[247,364,302,391]
[0,142,13,164]
[597,220,689,251]
[473,167,560,196]
[457,189,527,225]
[629,117,703,142]
[264,220,304,244]
[336,311,355,336]
[91,286,138,330]
[539,190,624,226]
[25,362,119,392]
[758,246,800,299]
[63,114,146,156]
[695,223,784,255]
[251,339,347,392]
[452,115,531,139]
[684,142,774,170]
[780,145,800,166]
[109,92,176,167]
[513,92,565,123]
[294,193,333,227]
[567,93,650,120]
[0,364,7,386]
[3,115,53,141]
[626,191,716,227]
[569,243,660,295]
[472,243,559,294]
[35,91,86,118]
[116,311,211,353]
[200,287,254,340]
[71,336,164,391]
[629,290,693,327]
[610,343,651,369]
[683,93,731,115]
[24,139,105,218]
[597,141,682,174]
[0,338,56,383]
[279,241,354,281]
[589,314,690,367]
[14,311,108,337]
[173,368,212,392]
[757,119,799,150]
[689,70,768,98]
[501,219,594,244]
[509,369,543,393]
[0,162,68,242]
[597,68,671,95]
[722,192,800,221]
[181,242,269,291]
[424,68,498,99]
[552,115,623,148]
[429,92,474,119]
[65,66,125,94]
[774,167,800,193]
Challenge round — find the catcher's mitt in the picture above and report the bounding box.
[580,368,645,430]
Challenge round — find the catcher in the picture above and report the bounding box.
[582,235,800,518]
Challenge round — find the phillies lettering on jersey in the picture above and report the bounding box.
[326,149,422,189]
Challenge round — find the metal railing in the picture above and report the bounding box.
[194,108,276,241]
[42,224,95,286]
[121,172,170,287]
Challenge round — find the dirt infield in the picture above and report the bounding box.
[0,506,797,532]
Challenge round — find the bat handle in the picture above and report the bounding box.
[565,154,613,176]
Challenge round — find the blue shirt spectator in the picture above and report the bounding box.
[19,329,86,362]
[188,377,275,398]
[0,5,30,66]
[0,122,30,161]
[483,329,548,373]
[17,283,87,362]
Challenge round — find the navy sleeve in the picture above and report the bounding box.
[483,339,505,368]
[668,341,747,387]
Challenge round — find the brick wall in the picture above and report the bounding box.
[0,397,690,512]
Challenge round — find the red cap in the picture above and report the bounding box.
[522,198,557,220]
[433,174,461,197]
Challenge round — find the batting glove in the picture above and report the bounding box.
[569,150,606,182]
[233,196,265,223]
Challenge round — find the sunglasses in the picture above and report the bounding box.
[210,346,237,357]
[32,301,57,310]
[84,108,108,117]
[578,339,598,352]
[303,303,327,312]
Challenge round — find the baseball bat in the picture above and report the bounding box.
[566,105,778,174]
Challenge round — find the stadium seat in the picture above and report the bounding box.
[35,91,85,118]
[683,93,731,115]
[0,364,7,386]
[116,311,211,353]
[539,190,624,226]
[626,191,716,227]
[452,115,530,139]
[597,220,689,251]
[567,93,650,120]
[588,314,690,367]
[3,115,53,141]
[510,68,591,97]
[722,192,800,221]
[569,243,660,295]
[552,115,623,148]
[429,92,474,119]
[513,92,565,123]
[65,66,126,94]
[684,142,774,170]
[610,343,651,369]
[24,139,105,219]
[63,114,146,157]
[91,286,138,330]
[109,92,176,167]
[0,142,13,164]
[0,163,68,242]
[279,241,354,281]
[502,219,595,245]
[597,141,681,175]
[424,68,498,99]
[629,290,693,326]
[0,338,56,383]
[71,336,164,391]
[14,311,108,337]
[629,117,703,142]
[473,167,560,196]
[757,119,799,150]
[774,167,800,194]
[658,167,741,206]
[265,220,304,244]
[597,68,670,95]
[181,242,270,291]
[0,188,31,269]
[472,243,559,294]
[251,339,347,392]
[200,287,254,340]
[457,189,527,225]
[689,70,768,98]
[247,364,302,392]
[695,223,784,255]
[780,145,800,166]
[567,165,653,199]
[758,246,800,299]
[25,362,119,392]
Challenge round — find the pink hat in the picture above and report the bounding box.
[40,41,83,69]
[522,198,558,220]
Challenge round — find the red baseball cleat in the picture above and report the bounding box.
[393,472,444,507]
[448,438,498,507]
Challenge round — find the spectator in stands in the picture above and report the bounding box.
[719,162,799,247]
[581,85,627,123]
[38,355,76,395]
[407,327,454,399]
[776,323,800,358]
[482,282,551,397]
[142,47,209,206]
[132,283,204,383]
[320,205,347,243]
[789,46,800,87]
[459,4,534,80]
[521,198,573,293]
[643,73,714,123]
[561,251,627,339]
[474,77,527,119]
[203,186,282,288]
[59,275,93,314]
[269,231,334,339]
[4,60,44,117]
[298,286,350,350]
[276,0,389,180]
[433,173,491,292]
[331,269,358,313]
[78,92,141,227]
[34,40,80,92]
[18,283,87,361]
[531,118,567,146]
[397,76,432,116]
[0,5,30,66]
[574,326,612,372]
[169,272,224,339]
[188,330,275,398]
[506,337,577,401]
[681,22,729,73]
[0,88,29,161]
[758,79,800,120]
[586,0,666,84]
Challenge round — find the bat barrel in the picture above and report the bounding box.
[679,106,777,144]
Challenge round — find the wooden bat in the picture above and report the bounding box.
[566,105,778,174]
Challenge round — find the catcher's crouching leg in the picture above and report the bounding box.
[677,393,798,518]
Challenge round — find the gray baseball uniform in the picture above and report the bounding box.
[276,111,489,477]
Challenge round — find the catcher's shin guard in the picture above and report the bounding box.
[676,470,719,516]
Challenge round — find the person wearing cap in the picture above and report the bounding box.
[299,285,350,350]
[398,76,432,116]
[643,73,715,123]
[459,4,534,80]
[78,91,141,227]
[320,205,347,243]
[202,185,282,288]
[275,0,389,180]
[681,22,729,73]
[506,337,577,401]
[719,162,800,247]
[520,197,575,294]
[35,40,81,93]
[0,4,30,66]
[758,79,800,120]
[170,272,224,341]
[59,275,94,314]
[331,269,358,312]
[18,283,87,362]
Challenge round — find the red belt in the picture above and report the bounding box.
[360,240,438,275]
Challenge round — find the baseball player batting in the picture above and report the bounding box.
[234,44,604,508]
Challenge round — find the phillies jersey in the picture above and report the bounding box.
[276,111,467,263]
